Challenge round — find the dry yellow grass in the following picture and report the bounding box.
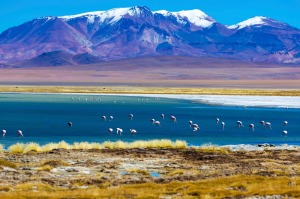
[6,140,187,153]
[0,85,300,96]
[166,169,185,176]
[0,158,17,169]
[8,143,25,153]
[36,165,53,172]
[0,144,3,152]
[127,168,150,176]
[42,160,69,167]
[198,143,230,154]
[73,142,93,150]
[22,142,41,153]
[0,175,299,198]
[57,141,71,149]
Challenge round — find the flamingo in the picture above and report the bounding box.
[108,128,113,134]
[109,116,114,121]
[283,121,288,126]
[150,119,155,124]
[191,123,200,132]
[161,114,165,120]
[282,130,288,136]
[216,118,220,124]
[68,122,72,127]
[154,121,161,127]
[116,128,123,135]
[130,129,137,134]
[237,121,244,128]
[2,130,6,137]
[189,121,199,131]
[101,116,106,121]
[221,122,225,130]
[128,114,134,120]
[259,121,265,127]
[249,124,255,131]
[265,122,272,130]
[17,130,24,137]
[170,116,177,122]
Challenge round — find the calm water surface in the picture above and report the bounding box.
[0,93,299,148]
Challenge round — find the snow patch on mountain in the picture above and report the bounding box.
[228,16,269,29]
[59,7,147,24]
[155,9,215,28]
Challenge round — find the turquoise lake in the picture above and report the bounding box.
[0,93,299,148]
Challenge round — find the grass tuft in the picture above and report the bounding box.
[23,142,41,153]
[0,186,10,192]
[127,169,150,176]
[57,141,71,149]
[37,165,53,172]
[174,140,187,149]
[0,158,17,169]
[166,169,185,176]
[42,160,69,167]
[89,142,104,150]
[41,143,57,152]
[6,139,187,153]
[199,143,230,154]
[8,143,25,153]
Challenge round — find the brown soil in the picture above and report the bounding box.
[1,148,300,189]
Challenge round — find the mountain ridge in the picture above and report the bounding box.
[1,6,300,66]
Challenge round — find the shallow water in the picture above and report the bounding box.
[0,93,299,148]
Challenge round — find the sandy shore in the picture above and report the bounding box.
[1,85,300,96]
[102,93,300,108]
[1,147,300,198]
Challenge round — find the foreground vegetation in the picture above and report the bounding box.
[1,85,300,96]
[0,175,299,198]
[5,140,187,153]
[1,142,300,198]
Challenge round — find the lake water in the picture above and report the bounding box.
[0,93,299,148]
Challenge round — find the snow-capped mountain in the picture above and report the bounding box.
[60,6,153,25]
[228,16,292,29]
[154,9,216,28]
[0,6,300,66]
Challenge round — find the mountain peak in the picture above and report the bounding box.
[154,9,215,28]
[228,16,289,29]
[1,7,300,65]
[59,6,152,24]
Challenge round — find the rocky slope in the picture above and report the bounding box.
[0,6,300,66]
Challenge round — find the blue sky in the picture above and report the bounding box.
[1,0,299,33]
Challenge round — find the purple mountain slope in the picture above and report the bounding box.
[0,6,300,66]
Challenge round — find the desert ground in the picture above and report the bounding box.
[1,56,300,89]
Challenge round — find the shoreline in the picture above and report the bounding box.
[1,85,300,96]
[2,91,300,108]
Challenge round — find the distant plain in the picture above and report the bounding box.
[1,56,300,90]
